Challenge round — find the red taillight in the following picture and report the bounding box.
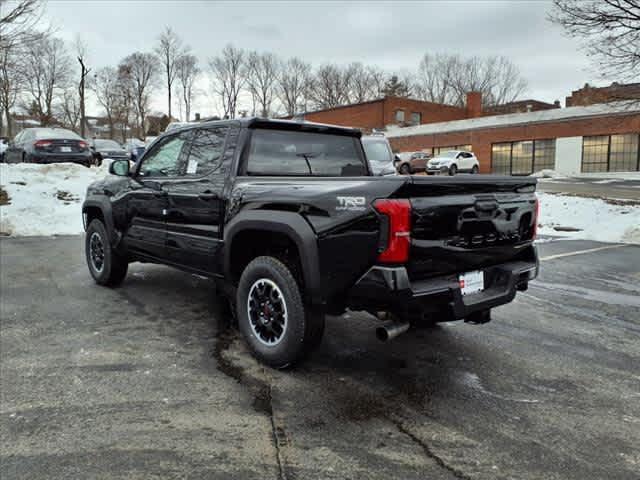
[374,199,411,263]
[34,140,52,149]
[78,141,88,149]
[532,196,540,240]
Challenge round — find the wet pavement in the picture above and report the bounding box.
[1,236,639,479]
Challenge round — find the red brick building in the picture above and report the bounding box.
[386,103,640,175]
[566,82,640,107]
[291,93,484,132]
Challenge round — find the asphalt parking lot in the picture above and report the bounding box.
[1,236,639,479]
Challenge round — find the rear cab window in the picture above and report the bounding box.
[242,129,368,177]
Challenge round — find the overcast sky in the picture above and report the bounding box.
[42,0,610,118]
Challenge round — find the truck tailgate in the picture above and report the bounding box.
[401,175,538,279]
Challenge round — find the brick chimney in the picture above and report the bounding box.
[466,91,482,118]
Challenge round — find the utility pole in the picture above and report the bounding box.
[78,56,91,138]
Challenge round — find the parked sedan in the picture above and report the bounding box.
[90,138,129,166]
[426,150,479,176]
[4,128,93,167]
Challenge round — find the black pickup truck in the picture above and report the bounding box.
[82,118,539,368]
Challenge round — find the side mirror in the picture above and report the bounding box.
[394,154,401,163]
[109,159,130,176]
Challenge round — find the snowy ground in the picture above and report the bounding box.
[537,192,640,244]
[1,163,639,243]
[0,163,109,236]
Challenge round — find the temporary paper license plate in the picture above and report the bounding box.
[60,146,72,152]
[459,270,484,295]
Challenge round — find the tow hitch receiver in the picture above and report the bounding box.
[464,309,492,325]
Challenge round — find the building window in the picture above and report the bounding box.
[491,139,556,175]
[582,135,610,173]
[395,110,405,123]
[533,139,555,171]
[410,112,421,125]
[456,144,471,152]
[491,143,511,175]
[582,134,639,172]
[609,134,639,172]
[511,140,534,175]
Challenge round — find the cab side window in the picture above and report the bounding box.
[184,127,228,176]
[138,133,188,177]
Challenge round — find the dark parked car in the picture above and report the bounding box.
[82,118,539,368]
[4,128,92,167]
[90,139,129,166]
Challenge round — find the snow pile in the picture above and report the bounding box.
[0,163,110,236]
[537,192,640,244]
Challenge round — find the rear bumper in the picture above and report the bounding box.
[426,166,449,174]
[29,153,92,165]
[347,254,538,321]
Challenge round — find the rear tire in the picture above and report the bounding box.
[471,165,479,174]
[399,163,411,175]
[85,219,128,286]
[236,256,324,368]
[448,164,457,176]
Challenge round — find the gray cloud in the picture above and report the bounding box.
[43,0,612,116]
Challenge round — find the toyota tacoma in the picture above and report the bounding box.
[82,118,539,368]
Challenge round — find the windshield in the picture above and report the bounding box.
[94,139,122,150]
[439,150,458,158]
[245,129,367,176]
[362,139,392,163]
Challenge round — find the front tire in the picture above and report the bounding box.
[448,164,457,176]
[399,163,411,175]
[237,256,324,368]
[85,219,128,286]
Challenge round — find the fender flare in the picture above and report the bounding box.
[224,210,322,305]
[82,196,118,246]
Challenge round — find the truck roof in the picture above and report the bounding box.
[179,117,362,138]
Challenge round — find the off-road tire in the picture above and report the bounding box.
[237,256,324,368]
[85,219,128,286]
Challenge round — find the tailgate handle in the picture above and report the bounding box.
[475,200,498,212]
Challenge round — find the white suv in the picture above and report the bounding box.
[426,150,479,175]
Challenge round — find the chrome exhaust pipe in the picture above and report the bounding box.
[376,321,410,342]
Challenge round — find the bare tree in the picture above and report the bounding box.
[347,63,385,103]
[308,63,353,109]
[113,65,136,142]
[209,44,246,119]
[0,46,22,136]
[155,26,184,119]
[75,36,91,137]
[0,0,44,50]
[414,53,527,107]
[59,88,81,131]
[22,35,72,125]
[277,57,311,116]
[415,53,459,105]
[382,74,411,98]
[175,53,199,121]
[246,51,279,117]
[91,66,120,138]
[120,52,158,137]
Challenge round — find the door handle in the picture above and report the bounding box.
[198,193,218,200]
